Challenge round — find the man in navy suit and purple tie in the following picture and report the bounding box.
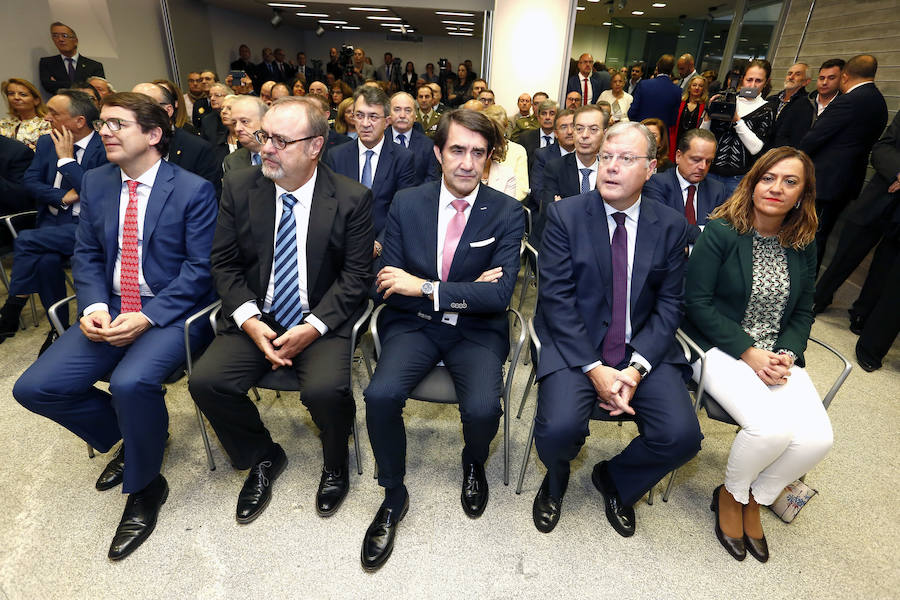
[39,22,105,95]
[530,121,701,536]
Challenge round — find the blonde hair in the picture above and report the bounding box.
[481,104,509,162]
[334,97,355,134]
[681,75,709,103]
[2,78,46,118]
[709,147,818,249]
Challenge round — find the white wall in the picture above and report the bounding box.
[1,0,170,100]
[572,25,611,67]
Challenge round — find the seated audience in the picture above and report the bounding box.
[289,76,306,96]
[87,76,115,98]
[1,78,52,150]
[259,80,276,106]
[482,105,529,202]
[70,80,101,106]
[200,82,234,166]
[683,146,832,563]
[415,85,441,139]
[642,118,673,173]
[271,82,290,101]
[361,109,524,571]
[529,109,575,203]
[183,71,203,116]
[510,91,546,142]
[669,75,708,161]
[518,100,558,165]
[14,92,218,561]
[222,95,267,173]
[598,72,633,125]
[152,78,195,133]
[389,92,440,183]
[335,97,357,139]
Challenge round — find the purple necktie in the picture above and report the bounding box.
[602,212,628,367]
[66,57,76,82]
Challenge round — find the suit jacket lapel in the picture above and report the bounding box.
[372,140,394,193]
[306,168,338,294]
[736,231,753,297]
[103,168,123,284]
[563,153,580,197]
[587,192,613,299]
[631,200,659,310]
[249,173,277,294]
[142,160,174,245]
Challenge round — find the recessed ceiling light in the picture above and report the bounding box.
[739,38,748,41]
[268,3,306,7]
[713,34,721,38]
[652,2,667,7]
[390,28,414,32]
[445,26,457,30]
[341,25,361,29]
[367,16,401,20]
[588,0,600,2]
[447,32,473,36]
[704,40,711,44]
[442,20,475,25]
[458,27,473,31]
[631,10,644,15]
[296,12,328,17]
[650,21,660,25]
[688,28,694,31]
[319,20,347,24]
[677,34,686,38]
[348,6,388,10]
[647,30,656,33]
[436,11,474,16]
[577,6,585,10]
[602,21,612,25]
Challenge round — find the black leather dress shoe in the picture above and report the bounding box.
[108,474,168,561]
[96,444,125,491]
[710,485,746,561]
[236,443,287,524]
[744,533,769,563]
[849,313,866,335]
[461,461,488,518]
[855,341,881,372]
[591,461,635,537]
[361,495,408,572]
[532,474,563,533]
[316,462,349,517]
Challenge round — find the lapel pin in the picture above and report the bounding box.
[177,150,182,155]
[480,206,487,210]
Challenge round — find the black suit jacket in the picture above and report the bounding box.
[392,127,440,183]
[518,128,555,166]
[39,55,105,95]
[540,153,583,210]
[642,168,727,244]
[799,82,888,203]
[169,127,223,199]
[0,136,35,214]
[766,88,814,149]
[566,73,607,104]
[212,165,374,337]
[199,112,230,171]
[846,110,900,228]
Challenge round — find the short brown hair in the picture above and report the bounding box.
[433,109,498,157]
[709,146,818,249]
[101,92,173,157]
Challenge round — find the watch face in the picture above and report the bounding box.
[421,281,434,295]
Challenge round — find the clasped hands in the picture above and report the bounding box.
[587,364,642,417]
[243,317,320,370]
[375,266,503,299]
[80,311,151,347]
[740,346,793,386]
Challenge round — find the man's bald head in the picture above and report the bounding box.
[462,99,484,111]
[132,82,175,122]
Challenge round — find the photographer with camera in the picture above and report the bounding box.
[701,59,774,198]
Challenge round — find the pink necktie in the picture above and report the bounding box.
[441,199,468,281]
[120,180,142,313]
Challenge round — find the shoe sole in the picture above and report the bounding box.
[361,502,408,573]
[108,484,168,561]
[236,456,288,525]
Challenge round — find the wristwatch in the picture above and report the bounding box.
[628,361,648,378]
[420,280,434,297]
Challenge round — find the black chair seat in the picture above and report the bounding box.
[702,397,738,426]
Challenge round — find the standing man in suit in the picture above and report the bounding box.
[766,63,814,148]
[799,54,888,268]
[626,63,644,95]
[222,95,267,173]
[642,128,726,244]
[808,58,844,120]
[0,136,34,214]
[39,22,105,96]
[518,100,558,165]
[189,96,374,524]
[677,54,699,91]
[296,52,315,86]
[376,52,399,90]
[0,90,106,348]
[531,121,701,535]
[231,44,258,88]
[390,92,440,183]
[567,54,607,105]
[325,85,416,256]
[14,92,218,560]
[360,109,525,571]
[814,110,900,371]
[628,55,682,127]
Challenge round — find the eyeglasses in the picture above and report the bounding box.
[253,130,318,150]
[353,112,385,124]
[598,153,652,167]
[574,125,603,135]
[51,33,75,40]
[92,118,137,132]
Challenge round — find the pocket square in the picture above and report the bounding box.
[469,237,495,248]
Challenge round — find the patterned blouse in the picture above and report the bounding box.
[740,232,790,352]
[0,115,51,150]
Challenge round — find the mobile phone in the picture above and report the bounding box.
[229,70,247,81]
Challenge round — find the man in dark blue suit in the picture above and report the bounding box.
[14,92,217,560]
[642,128,726,244]
[529,109,575,204]
[389,92,440,183]
[360,109,525,571]
[567,53,608,105]
[0,90,106,347]
[0,136,34,214]
[325,85,416,256]
[39,22,105,95]
[627,54,682,127]
[531,122,701,536]
[517,99,559,165]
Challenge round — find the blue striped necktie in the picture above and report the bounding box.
[270,193,304,329]
[580,168,592,194]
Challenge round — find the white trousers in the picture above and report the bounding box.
[692,347,834,505]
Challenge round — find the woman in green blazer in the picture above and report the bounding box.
[684,147,833,563]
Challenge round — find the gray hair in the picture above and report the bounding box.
[56,89,99,124]
[209,82,233,96]
[538,99,558,113]
[269,96,328,143]
[353,84,390,117]
[87,76,115,92]
[603,121,657,163]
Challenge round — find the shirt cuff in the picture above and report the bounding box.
[232,301,261,329]
[582,359,603,373]
[630,351,652,375]
[432,281,441,312]
[304,313,329,336]
[57,157,75,168]
[140,311,155,326]
[83,302,109,317]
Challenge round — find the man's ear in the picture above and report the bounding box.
[433,144,443,165]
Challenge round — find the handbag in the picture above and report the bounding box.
[768,479,818,523]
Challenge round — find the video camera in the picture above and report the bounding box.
[339,45,355,70]
[437,58,449,71]
[707,86,762,121]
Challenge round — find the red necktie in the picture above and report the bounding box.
[583,76,589,105]
[685,185,697,225]
[441,199,468,281]
[120,180,142,313]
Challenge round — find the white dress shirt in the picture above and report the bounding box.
[52,131,95,217]
[539,130,557,148]
[83,159,162,320]
[582,197,652,374]
[230,169,329,335]
[60,52,80,70]
[357,136,386,182]
[431,180,479,312]
[391,126,412,147]
[674,168,697,216]
[575,155,599,190]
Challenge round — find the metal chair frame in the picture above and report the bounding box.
[369,303,527,486]
[2,211,41,329]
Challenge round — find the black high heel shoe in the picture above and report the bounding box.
[711,485,746,561]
